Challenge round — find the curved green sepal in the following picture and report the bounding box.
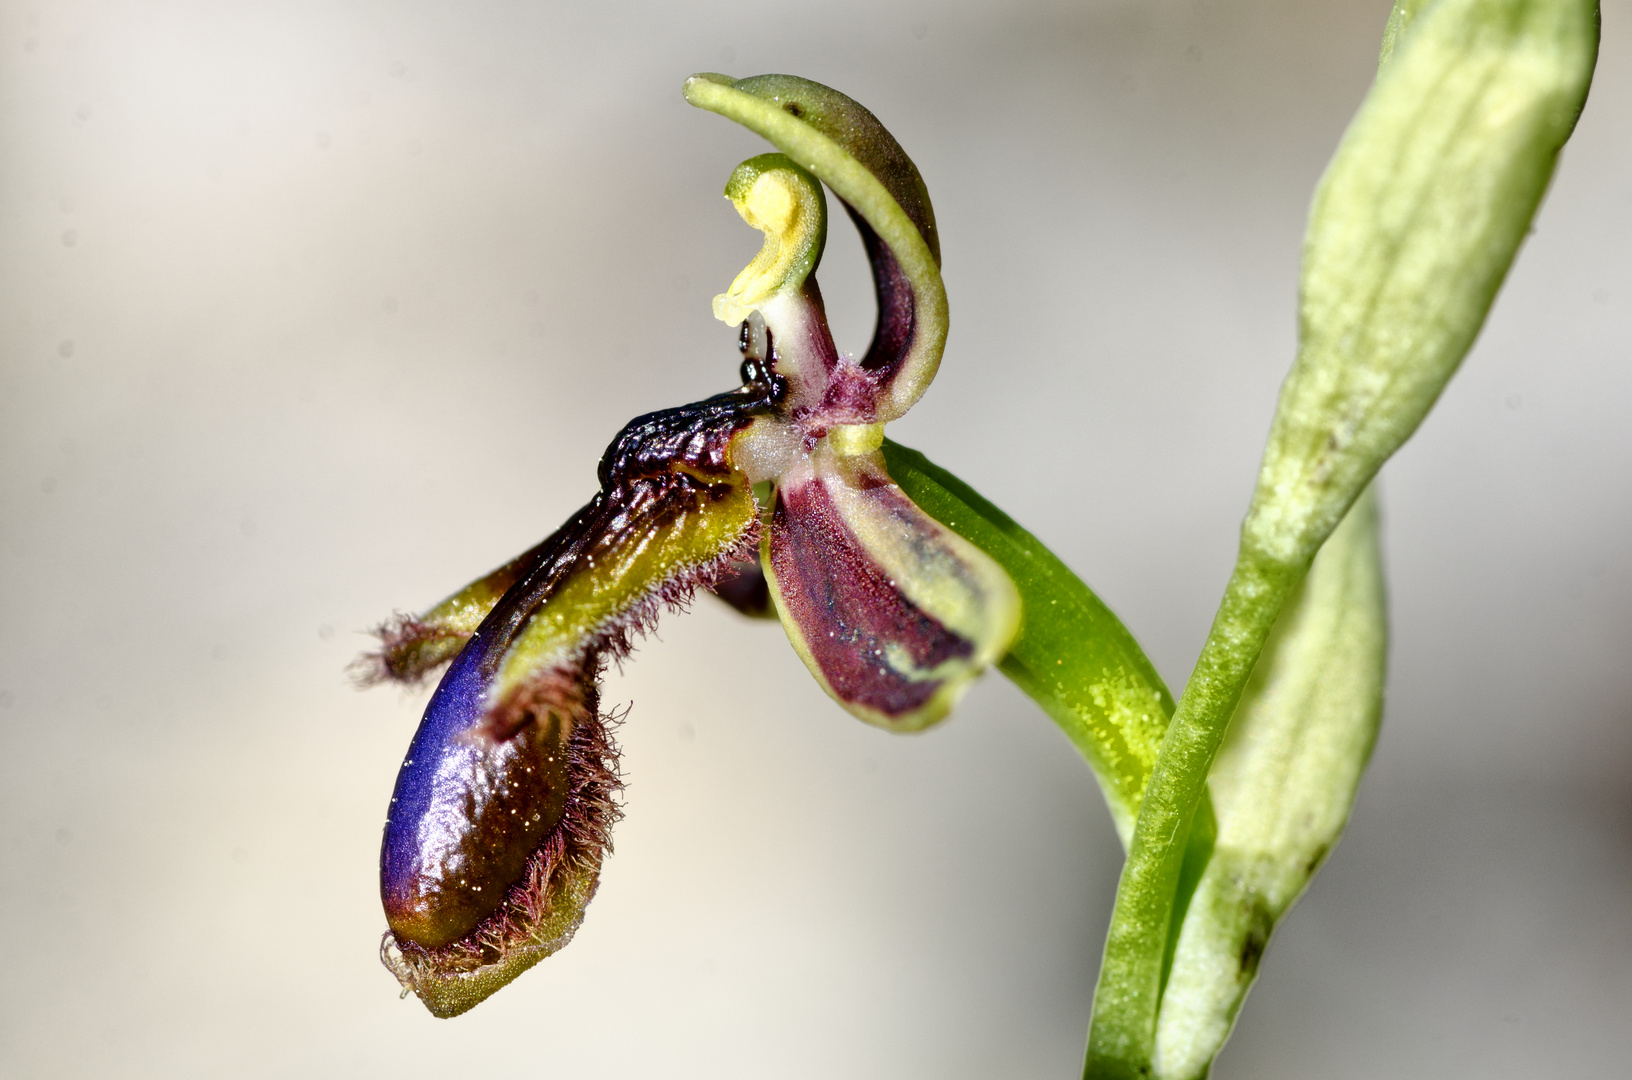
[883,438,1217,997]
[1152,489,1387,1080]
[882,441,1216,855]
[684,73,947,421]
[882,440,1169,840]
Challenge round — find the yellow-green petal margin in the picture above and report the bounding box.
[493,482,759,701]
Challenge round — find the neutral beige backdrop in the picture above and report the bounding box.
[2,1,1628,1076]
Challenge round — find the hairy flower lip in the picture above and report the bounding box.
[382,689,624,1019]
[368,73,1026,1015]
[379,620,588,950]
[376,377,778,1012]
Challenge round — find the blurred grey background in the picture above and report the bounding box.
[2,0,1628,1076]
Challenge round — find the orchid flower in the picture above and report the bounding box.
[354,8,1599,1072]
[358,74,1018,1017]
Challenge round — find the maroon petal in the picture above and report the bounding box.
[763,444,1019,732]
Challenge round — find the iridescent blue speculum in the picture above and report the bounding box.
[358,74,1019,1017]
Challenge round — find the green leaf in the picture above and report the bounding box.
[1152,488,1387,1080]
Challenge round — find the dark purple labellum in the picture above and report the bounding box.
[380,624,591,949]
[375,378,784,1012]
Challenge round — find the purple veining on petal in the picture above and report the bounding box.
[768,470,974,720]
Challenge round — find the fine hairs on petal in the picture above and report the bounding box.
[379,529,758,1016]
[350,613,469,689]
[597,525,762,666]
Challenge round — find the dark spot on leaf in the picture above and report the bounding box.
[783,101,804,118]
[1239,900,1275,978]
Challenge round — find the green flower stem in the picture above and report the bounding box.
[1154,488,1387,1080]
[1084,547,1297,1080]
[1085,1,1599,1075]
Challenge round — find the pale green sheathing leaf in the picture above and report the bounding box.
[1378,0,1432,66]
[1087,4,1599,1076]
[1246,0,1600,566]
[1152,489,1387,1080]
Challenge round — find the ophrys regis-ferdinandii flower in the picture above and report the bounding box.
[357,74,1019,1018]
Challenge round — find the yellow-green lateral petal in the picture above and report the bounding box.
[360,540,549,685]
